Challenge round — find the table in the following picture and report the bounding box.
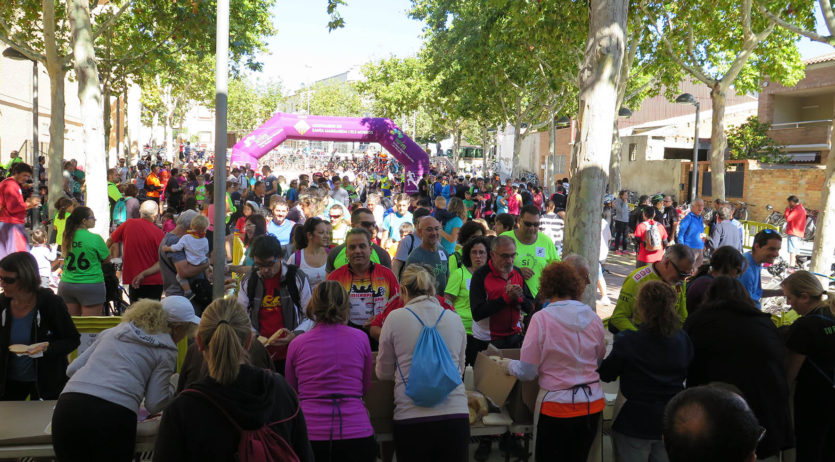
[0,400,157,459]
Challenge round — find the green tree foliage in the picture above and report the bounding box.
[304,80,366,118]
[227,77,284,135]
[726,116,787,163]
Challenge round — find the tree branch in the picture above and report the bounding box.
[93,0,134,40]
[640,4,714,86]
[0,19,47,62]
[757,1,832,44]
[742,0,754,40]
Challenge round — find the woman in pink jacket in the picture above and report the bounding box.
[507,261,606,462]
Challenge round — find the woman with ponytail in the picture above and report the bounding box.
[153,298,313,461]
[58,206,110,316]
[285,281,375,462]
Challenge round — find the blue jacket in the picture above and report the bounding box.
[678,212,705,249]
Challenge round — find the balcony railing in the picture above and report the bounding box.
[768,119,832,148]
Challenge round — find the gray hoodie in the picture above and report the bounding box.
[62,322,177,415]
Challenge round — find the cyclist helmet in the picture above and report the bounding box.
[603,194,615,204]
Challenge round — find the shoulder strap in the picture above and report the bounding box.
[407,234,415,254]
[285,264,302,314]
[403,307,426,327]
[294,250,302,266]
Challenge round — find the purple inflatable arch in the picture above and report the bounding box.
[230,112,429,194]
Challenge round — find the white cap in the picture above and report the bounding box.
[161,296,201,324]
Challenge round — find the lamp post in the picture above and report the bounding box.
[676,93,700,201]
[3,47,39,200]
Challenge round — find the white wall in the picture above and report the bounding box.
[0,56,84,165]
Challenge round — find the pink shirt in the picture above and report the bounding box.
[285,323,373,440]
[520,300,606,402]
[784,204,807,238]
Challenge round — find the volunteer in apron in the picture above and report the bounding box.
[505,261,606,462]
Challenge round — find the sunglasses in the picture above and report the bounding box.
[359,221,376,228]
[0,276,17,284]
[669,259,691,279]
[522,221,540,228]
[330,215,343,219]
[253,259,277,269]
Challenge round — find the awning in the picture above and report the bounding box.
[788,152,818,162]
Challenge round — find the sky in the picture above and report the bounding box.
[253,1,833,92]
[255,0,424,91]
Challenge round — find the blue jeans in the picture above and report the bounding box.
[612,431,669,462]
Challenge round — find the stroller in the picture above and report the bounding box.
[102,261,128,316]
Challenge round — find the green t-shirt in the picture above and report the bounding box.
[610,264,687,332]
[501,231,560,297]
[54,214,68,248]
[444,265,474,335]
[196,184,206,201]
[107,182,123,203]
[61,228,109,284]
[463,199,475,219]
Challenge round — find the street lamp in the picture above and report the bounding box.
[3,47,39,200]
[676,93,700,201]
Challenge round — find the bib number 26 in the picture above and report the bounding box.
[66,252,91,271]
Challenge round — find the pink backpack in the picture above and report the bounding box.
[183,389,300,462]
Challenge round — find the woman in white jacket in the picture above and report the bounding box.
[51,296,199,462]
[376,264,468,462]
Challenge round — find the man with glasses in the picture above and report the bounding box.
[470,235,534,351]
[739,229,783,309]
[326,208,392,273]
[609,244,693,334]
[501,204,560,298]
[238,234,312,371]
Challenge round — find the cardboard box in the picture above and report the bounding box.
[474,347,519,407]
[474,347,538,425]
[365,352,395,435]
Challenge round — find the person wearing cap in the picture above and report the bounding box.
[154,209,211,297]
[52,297,199,461]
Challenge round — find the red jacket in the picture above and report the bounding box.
[0,178,27,224]
[784,204,807,238]
[470,260,534,339]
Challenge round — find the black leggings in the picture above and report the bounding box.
[310,436,377,462]
[613,221,629,251]
[0,380,40,401]
[392,417,470,462]
[52,392,137,462]
[536,412,600,462]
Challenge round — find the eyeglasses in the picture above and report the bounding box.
[756,426,767,445]
[522,221,540,228]
[330,215,342,219]
[496,252,517,260]
[253,259,277,269]
[0,276,18,284]
[359,221,376,228]
[669,259,691,279]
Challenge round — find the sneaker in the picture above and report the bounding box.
[499,434,527,459]
[474,439,492,462]
[615,250,624,256]
[625,250,636,256]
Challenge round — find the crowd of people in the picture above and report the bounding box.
[0,152,831,462]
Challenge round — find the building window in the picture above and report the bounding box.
[628,143,637,162]
[555,155,567,173]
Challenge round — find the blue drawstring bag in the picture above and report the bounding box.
[396,307,462,407]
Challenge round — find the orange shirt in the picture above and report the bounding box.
[145,173,161,198]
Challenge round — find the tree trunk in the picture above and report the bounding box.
[608,120,622,195]
[511,97,523,179]
[810,117,835,281]
[709,83,727,200]
[69,0,109,238]
[481,125,490,175]
[451,127,460,171]
[103,83,112,165]
[563,0,628,308]
[43,0,66,220]
[549,117,556,193]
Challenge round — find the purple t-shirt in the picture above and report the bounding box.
[285,323,373,440]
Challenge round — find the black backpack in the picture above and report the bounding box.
[246,264,303,320]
